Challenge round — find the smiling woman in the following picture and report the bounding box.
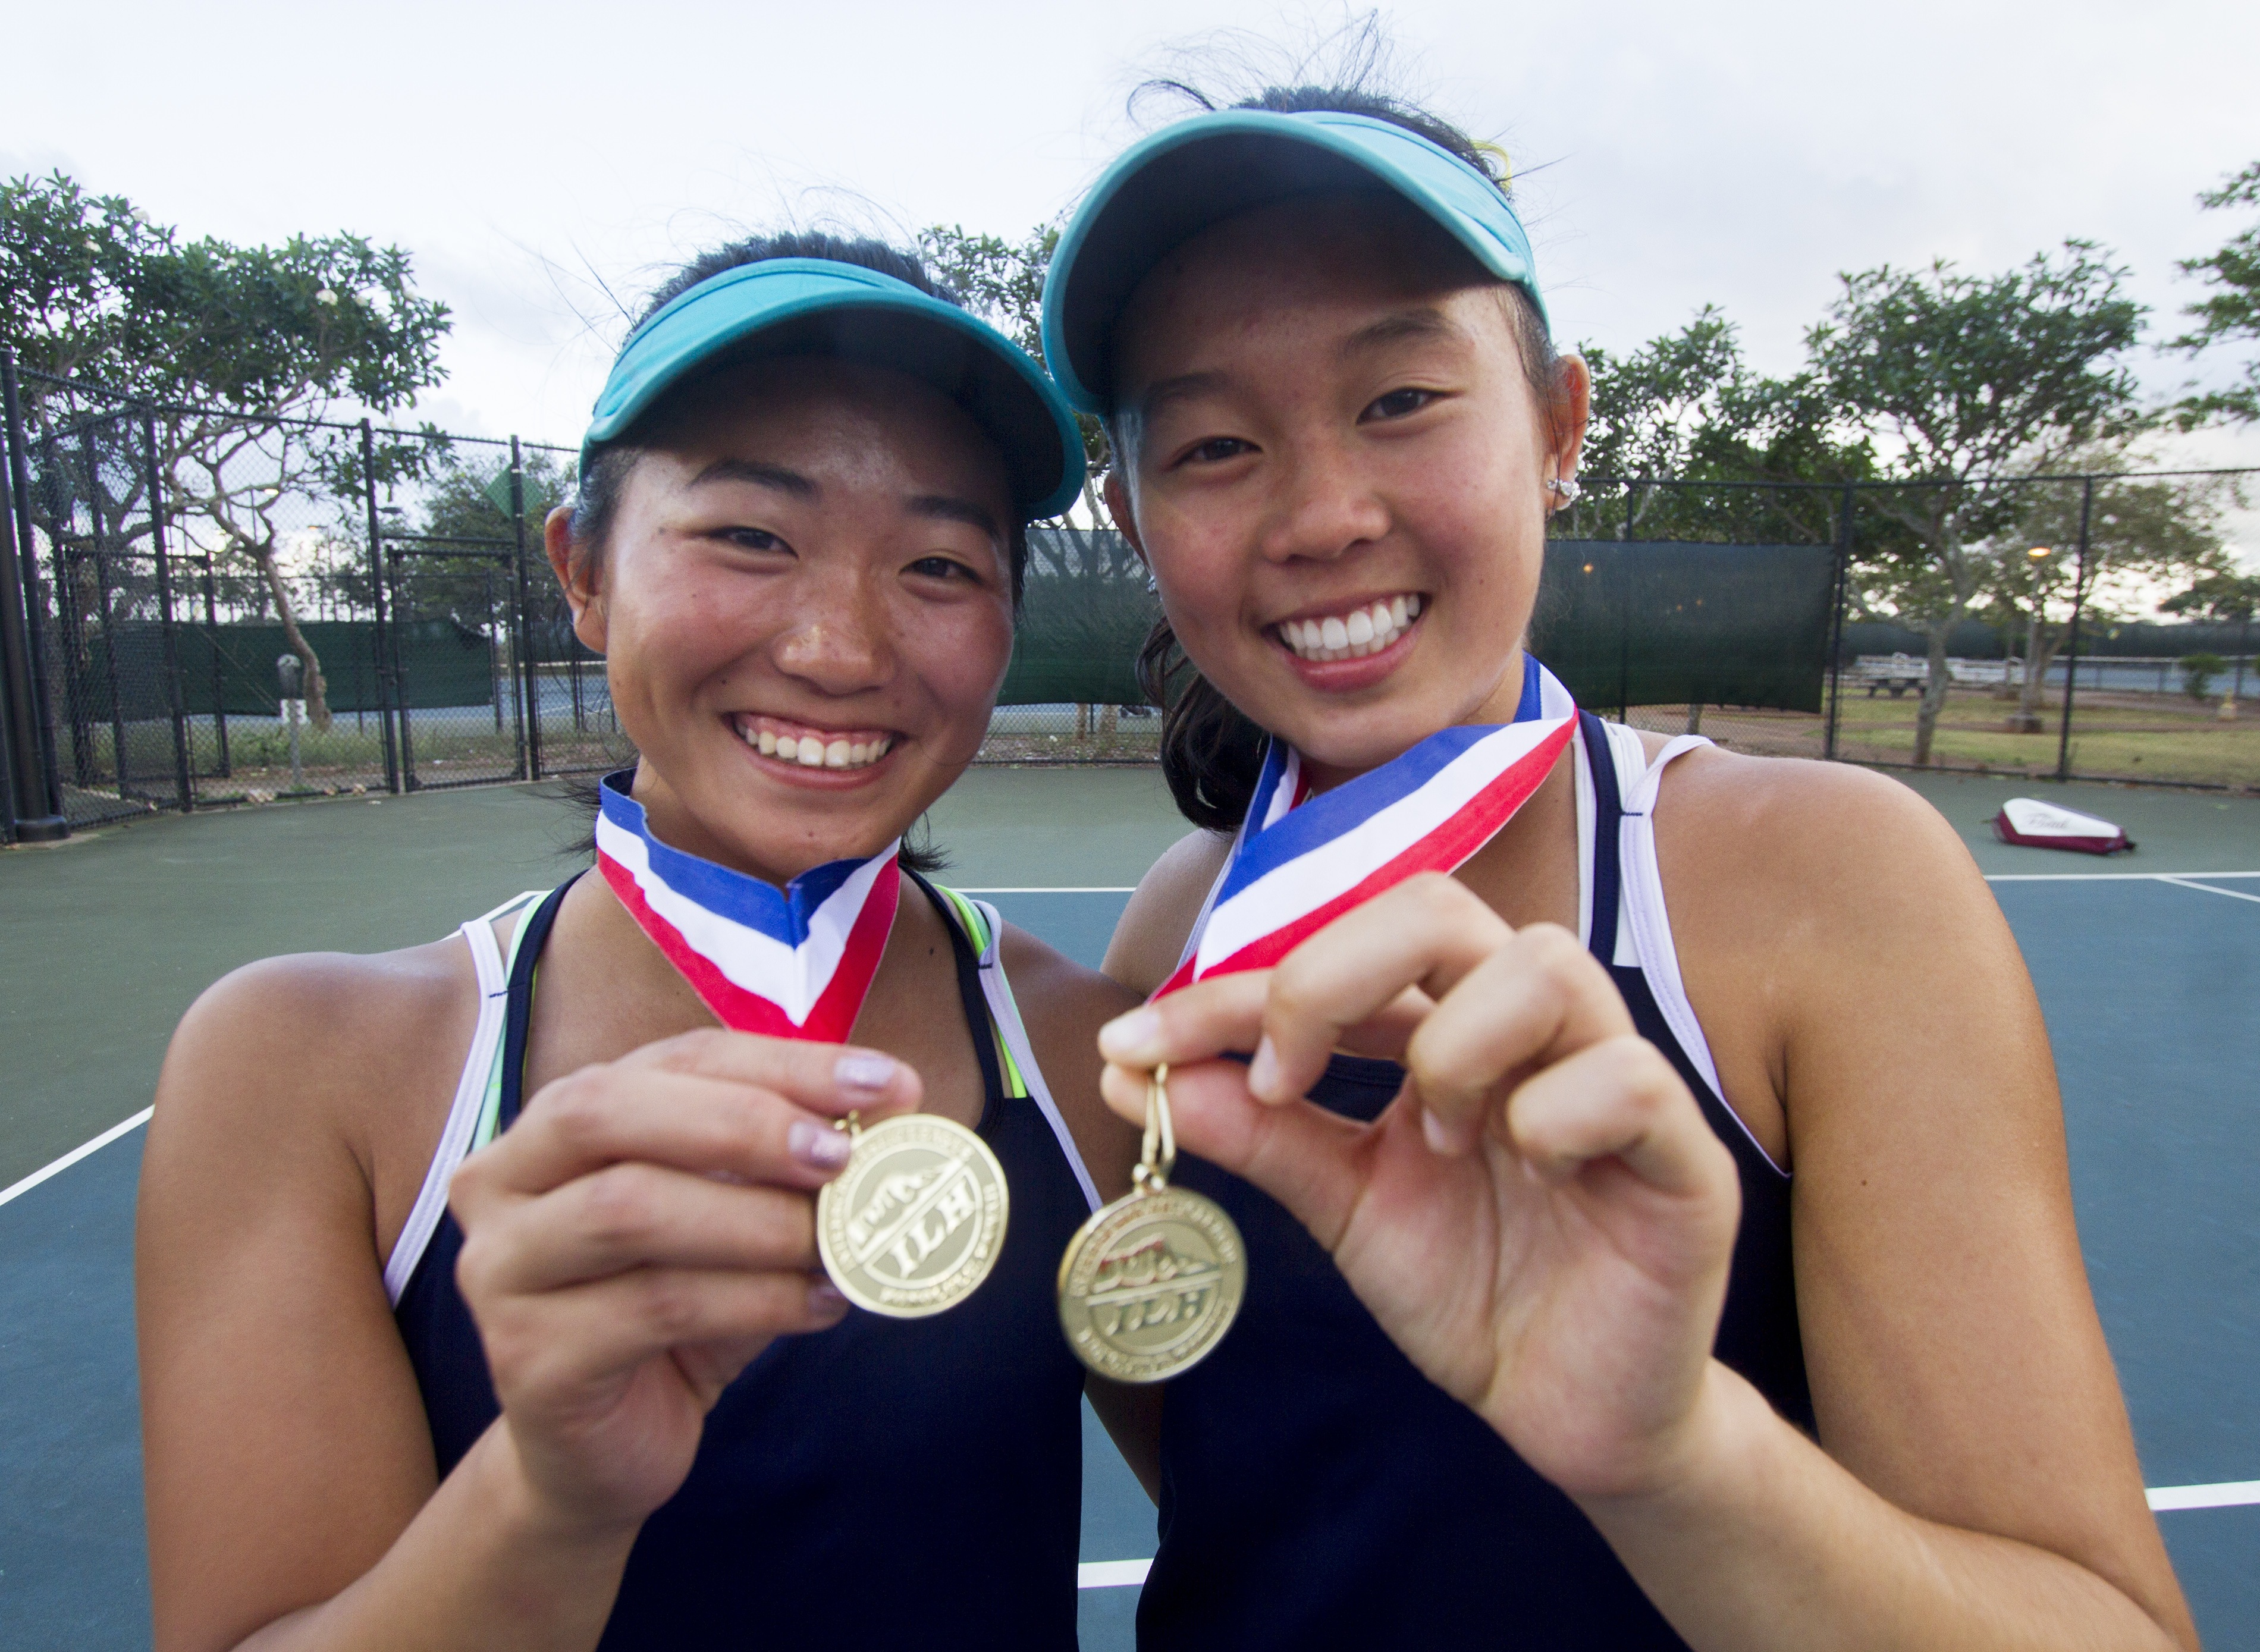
[1057,80,2201,1652]
[134,232,1145,1652]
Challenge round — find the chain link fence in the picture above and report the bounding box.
[2,367,2253,847]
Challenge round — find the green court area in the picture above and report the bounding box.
[2,760,2257,1650]
[4,762,2255,1192]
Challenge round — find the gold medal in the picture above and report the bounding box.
[1057,1064,1247,1383]
[816,1111,1009,1318]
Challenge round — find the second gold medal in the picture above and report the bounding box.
[1057,1065,1247,1382]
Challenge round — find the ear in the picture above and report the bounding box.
[545,505,608,655]
[1103,471,1147,563]
[1549,353,1593,486]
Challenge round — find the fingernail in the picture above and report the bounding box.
[1248,1036,1281,1101]
[1098,1008,1162,1061]
[834,1050,897,1096]
[1421,1108,1456,1155]
[809,1281,848,1315]
[789,1119,851,1170]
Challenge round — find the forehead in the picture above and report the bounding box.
[642,357,1012,507]
[1111,190,1499,384]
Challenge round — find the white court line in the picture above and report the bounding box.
[2148,1480,2260,1512]
[2154,875,2260,906]
[1984,870,2260,882]
[956,885,1137,894]
[0,1107,153,1210]
[1078,1559,1152,1589]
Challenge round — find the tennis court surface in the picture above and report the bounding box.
[2,767,2255,1650]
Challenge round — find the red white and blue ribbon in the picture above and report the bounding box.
[1159,657,1576,997]
[594,770,902,1041]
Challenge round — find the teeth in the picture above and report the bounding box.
[738,721,894,770]
[1277,595,1423,662]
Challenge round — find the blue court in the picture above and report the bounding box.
[2,770,2255,1649]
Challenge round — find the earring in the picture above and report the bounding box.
[1546,475,1582,505]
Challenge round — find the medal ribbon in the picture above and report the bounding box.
[594,770,902,1041]
[1158,657,1575,997]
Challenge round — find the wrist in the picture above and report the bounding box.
[1571,1360,1776,1528]
[470,1421,648,1558]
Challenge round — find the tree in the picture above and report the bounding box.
[917,223,1114,529]
[2174,161,2260,426]
[2162,563,2260,702]
[1574,310,1878,546]
[1,172,451,729]
[1807,242,2148,763]
[1973,454,2230,729]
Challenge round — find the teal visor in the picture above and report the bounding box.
[583,257,1086,521]
[1041,109,1548,415]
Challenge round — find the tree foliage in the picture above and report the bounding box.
[1804,242,2148,761]
[1,172,453,728]
[2174,161,2260,425]
[917,222,1113,525]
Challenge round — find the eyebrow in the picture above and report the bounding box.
[907,493,1002,539]
[1134,369,1232,423]
[1339,308,1466,360]
[688,457,818,497]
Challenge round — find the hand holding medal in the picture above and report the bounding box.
[1097,875,1745,1500]
[597,772,1009,1320]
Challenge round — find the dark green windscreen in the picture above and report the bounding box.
[998,531,1835,712]
[1533,542,1837,712]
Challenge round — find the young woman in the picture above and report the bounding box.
[1041,89,2198,1650]
[136,234,1143,1652]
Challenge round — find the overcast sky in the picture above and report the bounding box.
[7,0,2258,555]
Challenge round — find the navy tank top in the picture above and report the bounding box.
[1137,711,1812,1650]
[394,872,1093,1650]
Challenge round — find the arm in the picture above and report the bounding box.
[1100,827,1232,997]
[140,958,914,1652]
[999,923,1162,1500]
[1094,855,2194,1651]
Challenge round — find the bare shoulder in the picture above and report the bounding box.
[997,924,1142,1196]
[1652,743,1989,928]
[147,935,483,1255]
[1101,826,1233,997]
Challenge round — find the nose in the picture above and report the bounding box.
[768,565,896,696]
[1254,435,1390,567]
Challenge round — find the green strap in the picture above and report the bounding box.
[471,890,549,1151]
[933,883,1030,1101]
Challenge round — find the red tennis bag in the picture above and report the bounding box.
[1991,796,2135,856]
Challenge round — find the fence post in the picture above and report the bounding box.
[360,419,401,793]
[2054,475,2095,783]
[1617,480,1636,722]
[0,349,67,840]
[1823,482,1853,763]
[509,436,540,780]
[83,427,132,799]
[144,413,193,811]
[201,555,230,777]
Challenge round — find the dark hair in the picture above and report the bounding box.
[1120,78,1566,833]
[563,231,980,875]
[567,231,1028,607]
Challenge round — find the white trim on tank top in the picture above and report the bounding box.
[383,890,544,1306]
[1593,720,1786,1176]
[969,899,1103,1215]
